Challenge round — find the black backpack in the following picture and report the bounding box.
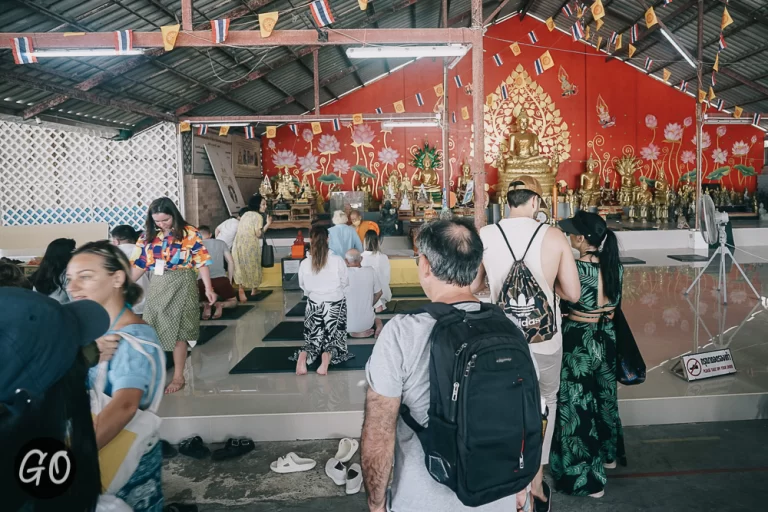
[399,302,542,507]
[496,223,558,344]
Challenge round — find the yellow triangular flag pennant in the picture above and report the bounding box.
[733,106,743,118]
[645,7,658,28]
[540,50,554,71]
[486,94,494,107]
[708,87,716,101]
[713,52,720,72]
[179,121,190,133]
[546,17,555,32]
[259,12,279,38]
[266,126,277,138]
[358,0,368,10]
[698,89,707,103]
[576,4,584,19]
[311,122,322,135]
[393,100,405,113]
[219,126,230,136]
[461,106,469,120]
[596,36,603,52]
[161,24,180,51]
[585,26,591,40]
[434,84,444,97]
[615,34,622,51]
[663,68,671,82]
[721,6,734,31]
[628,44,636,58]
[510,43,521,56]
[352,113,363,124]
[591,0,606,20]
[596,18,604,31]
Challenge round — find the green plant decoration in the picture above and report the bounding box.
[319,174,344,184]
[706,166,731,181]
[351,165,375,179]
[678,170,697,183]
[734,164,757,177]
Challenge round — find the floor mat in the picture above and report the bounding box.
[667,254,710,262]
[202,305,253,321]
[620,257,646,265]
[390,286,426,298]
[197,325,229,345]
[230,344,374,374]
[242,290,273,302]
[263,319,388,342]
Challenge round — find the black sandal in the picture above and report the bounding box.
[160,440,178,459]
[212,437,255,461]
[178,436,210,459]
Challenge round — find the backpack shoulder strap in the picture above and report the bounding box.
[496,223,517,262]
[399,301,465,320]
[521,223,546,262]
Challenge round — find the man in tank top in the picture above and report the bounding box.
[472,175,581,512]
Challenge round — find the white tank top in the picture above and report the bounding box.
[479,217,562,355]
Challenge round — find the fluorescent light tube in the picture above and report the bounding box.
[30,49,145,58]
[193,122,251,127]
[347,45,470,59]
[381,120,440,129]
[660,29,696,68]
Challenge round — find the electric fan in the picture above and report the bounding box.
[684,194,760,304]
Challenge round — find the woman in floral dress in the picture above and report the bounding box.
[233,194,272,302]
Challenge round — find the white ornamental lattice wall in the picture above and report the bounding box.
[0,121,181,230]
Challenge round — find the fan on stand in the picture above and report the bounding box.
[684,194,760,304]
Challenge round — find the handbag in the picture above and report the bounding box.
[262,237,275,268]
[90,332,165,494]
[613,305,646,385]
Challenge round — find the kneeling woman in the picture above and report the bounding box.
[293,225,351,375]
[67,241,165,511]
[550,211,624,499]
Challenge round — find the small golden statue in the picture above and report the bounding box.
[614,155,639,206]
[566,189,580,218]
[385,173,401,204]
[357,175,373,208]
[275,170,296,202]
[654,172,670,223]
[456,161,472,200]
[259,175,273,199]
[497,110,558,198]
[579,157,601,208]
[296,174,315,204]
[637,181,653,222]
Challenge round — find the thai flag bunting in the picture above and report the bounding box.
[375,107,383,114]
[211,19,230,44]
[244,126,256,139]
[493,53,503,66]
[197,125,208,136]
[644,57,653,70]
[713,98,724,111]
[679,80,688,92]
[718,34,727,51]
[333,118,341,131]
[416,93,424,106]
[610,32,618,45]
[310,0,335,27]
[571,22,584,41]
[753,113,761,125]
[11,37,36,65]
[115,30,133,54]
[534,58,544,76]
[630,24,639,44]
[501,84,508,100]
[711,72,717,87]
[451,112,456,123]
[290,124,298,135]
[562,4,573,17]
[454,75,463,88]
[528,31,538,44]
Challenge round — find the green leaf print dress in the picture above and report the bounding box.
[550,260,625,496]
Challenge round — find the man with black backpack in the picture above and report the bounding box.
[362,218,541,512]
[472,176,581,512]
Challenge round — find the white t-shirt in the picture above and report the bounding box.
[345,266,381,333]
[298,254,349,303]
[216,217,239,249]
[362,250,391,308]
[118,244,147,315]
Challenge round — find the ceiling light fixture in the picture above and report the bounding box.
[29,49,146,58]
[346,45,470,59]
[660,29,696,69]
[381,120,440,129]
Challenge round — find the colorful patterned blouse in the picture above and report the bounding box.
[131,225,211,271]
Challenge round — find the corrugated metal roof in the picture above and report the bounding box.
[2,0,768,131]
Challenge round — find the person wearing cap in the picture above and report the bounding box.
[68,240,165,511]
[471,175,581,512]
[1,288,109,512]
[550,211,624,499]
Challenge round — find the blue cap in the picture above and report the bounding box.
[0,288,110,407]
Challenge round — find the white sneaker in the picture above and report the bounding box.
[325,458,346,486]
[346,463,362,495]
[603,460,617,469]
[589,490,605,499]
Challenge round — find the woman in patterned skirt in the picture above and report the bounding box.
[233,194,272,303]
[550,211,624,498]
[293,225,351,376]
[131,197,215,394]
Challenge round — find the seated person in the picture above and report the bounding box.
[349,210,380,244]
[111,224,148,314]
[361,230,391,312]
[344,249,383,338]
[0,260,31,289]
[198,225,237,319]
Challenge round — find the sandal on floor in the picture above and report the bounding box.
[212,438,255,461]
[161,440,178,459]
[269,452,316,473]
[334,438,359,463]
[178,436,210,460]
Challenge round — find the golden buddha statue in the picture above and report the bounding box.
[637,180,653,222]
[357,175,374,207]
[654,172,669,207]
[275,170,296,202]
[497,110,558,197]
[614,155,638,206]
[296,175,315,204]
[456,161,472,201]
[411,154,440,190]
[579,157,601,208]
[259,175,273,199]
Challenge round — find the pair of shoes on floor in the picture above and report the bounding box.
[212,437,255,461]
[533,481,552,512]
[270,452,317,473]
[178,436,210,459]
[325,458,362,495]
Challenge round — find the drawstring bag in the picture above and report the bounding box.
[262,237,275,268]
[614,305,646,385]
[90,332,165,494]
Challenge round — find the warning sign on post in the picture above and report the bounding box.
[672,349,737,382]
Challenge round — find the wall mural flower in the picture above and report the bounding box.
[268,139,276,150]
[683,117,693,127]
[352,124,376,147]
[333,159,351,175]
[378,147,400,166]
[712,148,728,165]
[716,126,727,138]
[681,150,696,165]
[645,114,658,129]
[272,149,297,169]
[318,134,341,155]
[664,123,683,142]
[298,152,320,174]
[302,129,314,142]
[640,144,660,161]
[732,141,750,156]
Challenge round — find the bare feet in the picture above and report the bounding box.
[212,304,223,319]
[295,351,308,375]
[316,352,331,375]
[250,288,258,296]
[238,288,247,303]
[165,377,185,394]
[201,304,212,320]
[375,305,385,313]
[374,318,384,338]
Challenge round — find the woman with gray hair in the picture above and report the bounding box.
[328,209,362,257]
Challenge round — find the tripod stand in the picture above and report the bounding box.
[684,222,761,305]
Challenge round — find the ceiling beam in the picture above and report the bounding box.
[519,0,537,20]
[719,68,768,100]
[11,0,92,32]
[632,0,697,69]
[484,0,511,25]
[182,0,193,31]
[551,0,571,22]
[717,69,768,94]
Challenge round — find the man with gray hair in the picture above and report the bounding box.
[344,248,382,338]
